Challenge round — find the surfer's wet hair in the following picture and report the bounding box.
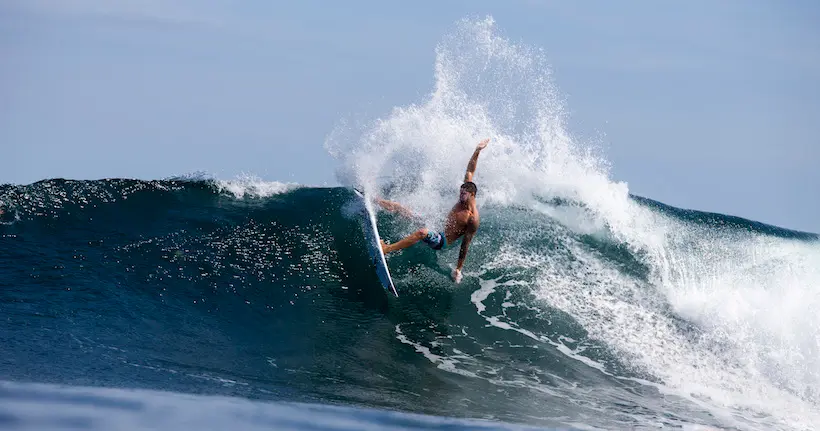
[461,181,477,196]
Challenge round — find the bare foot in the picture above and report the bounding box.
[380,239,391,254]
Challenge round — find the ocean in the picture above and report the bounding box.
[2,17,818,431]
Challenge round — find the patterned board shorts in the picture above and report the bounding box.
[422,230,447,250]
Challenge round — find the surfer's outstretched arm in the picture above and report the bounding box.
[464,138,489,183]
[375,198,416,219]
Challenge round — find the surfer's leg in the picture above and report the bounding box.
[375,198,416,219]
[382,228,428,254]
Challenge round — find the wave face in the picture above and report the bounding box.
[2,17,818,431]
[1,176,817,430]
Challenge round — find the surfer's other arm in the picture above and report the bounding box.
[464,138,490,183]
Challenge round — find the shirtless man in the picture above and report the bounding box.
[376,138,489,283]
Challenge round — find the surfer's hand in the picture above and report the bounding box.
[476,138,489,151]
[451,268,463,284]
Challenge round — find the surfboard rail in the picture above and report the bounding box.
[353,189,398,297]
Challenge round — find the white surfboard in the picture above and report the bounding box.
[353,189,398,297]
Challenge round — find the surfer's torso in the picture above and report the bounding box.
[444,201,479,244]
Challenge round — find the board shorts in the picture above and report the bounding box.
[422,230,447,250]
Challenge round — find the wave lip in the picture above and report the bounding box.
[215,174,300,198]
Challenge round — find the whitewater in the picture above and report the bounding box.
[1,17,817,431]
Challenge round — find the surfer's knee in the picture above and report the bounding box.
[413,228,428,240]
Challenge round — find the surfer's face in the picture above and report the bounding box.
[459,188,473,203]
[459,182,477,203]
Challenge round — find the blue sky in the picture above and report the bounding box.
[2,1,818,232]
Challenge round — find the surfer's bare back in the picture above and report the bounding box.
[377,138,489,283]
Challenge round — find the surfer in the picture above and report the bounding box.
[376,138,489,283]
